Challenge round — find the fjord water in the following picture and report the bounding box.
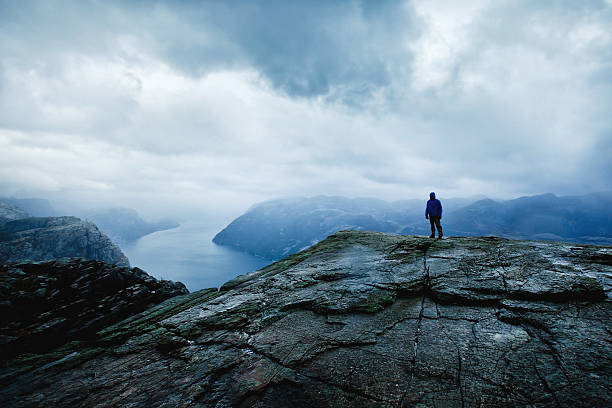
[122,220,271,291]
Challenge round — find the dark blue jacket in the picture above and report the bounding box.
[426,198,442,217]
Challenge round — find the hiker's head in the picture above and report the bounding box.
[430,192,436,199]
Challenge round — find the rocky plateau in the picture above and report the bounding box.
[1,231,610,407]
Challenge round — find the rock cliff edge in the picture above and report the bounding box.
[0,216,129,266]
[1,231,610,407]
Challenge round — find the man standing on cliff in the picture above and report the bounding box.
[425,192,443,239]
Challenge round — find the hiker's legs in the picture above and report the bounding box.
[434,217,443,237]
[429,218,436,237]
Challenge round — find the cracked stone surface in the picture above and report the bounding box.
[1,231,610,407]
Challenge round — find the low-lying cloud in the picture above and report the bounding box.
[0,0,610,218]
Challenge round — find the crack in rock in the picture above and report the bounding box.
[2,232,610,408]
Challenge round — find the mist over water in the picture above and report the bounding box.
[121,220,271,291]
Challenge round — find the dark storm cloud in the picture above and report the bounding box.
[0,0,417,100]
[211,0,414,99]
[130,0,418,102]
[0,0,611,216]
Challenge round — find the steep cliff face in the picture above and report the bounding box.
[0,258,188,360]
[1,232,610,407]
[0,216,129,266]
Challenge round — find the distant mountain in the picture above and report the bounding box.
[0,201,29,225]
[213,197,395,259]
[83,207,179,244]
[0,216,130,266]
[0,197,56,217]
[213,195,482,259]
[214,193,612,260]
[1,198,179,244]
[443,192,612,244]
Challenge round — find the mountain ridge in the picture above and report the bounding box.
[214,192,612,260]
[82,207,179,244]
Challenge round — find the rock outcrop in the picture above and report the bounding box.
[0,216,130,266]
[0,258,188,360]
[0,202,29,225]
[1,231,610,407]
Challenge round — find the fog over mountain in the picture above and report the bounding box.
[81,208,179,244]
[1,3,611,406]
[0,197,177,247]
[443,192,612,242]
[214,193,612,260]
[1,1,611,217]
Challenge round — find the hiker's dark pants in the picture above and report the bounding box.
[429,216,442,237]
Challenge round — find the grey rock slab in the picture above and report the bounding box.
[1,231,610,407]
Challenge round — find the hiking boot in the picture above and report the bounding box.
[429,234,435,238]
[438,234,443,239]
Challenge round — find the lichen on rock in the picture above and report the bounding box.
[1,231,610,407]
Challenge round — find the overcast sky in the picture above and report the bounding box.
[1,0,611,218]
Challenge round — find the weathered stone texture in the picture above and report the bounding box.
[0,258,188,360]
[1,231,610,407]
